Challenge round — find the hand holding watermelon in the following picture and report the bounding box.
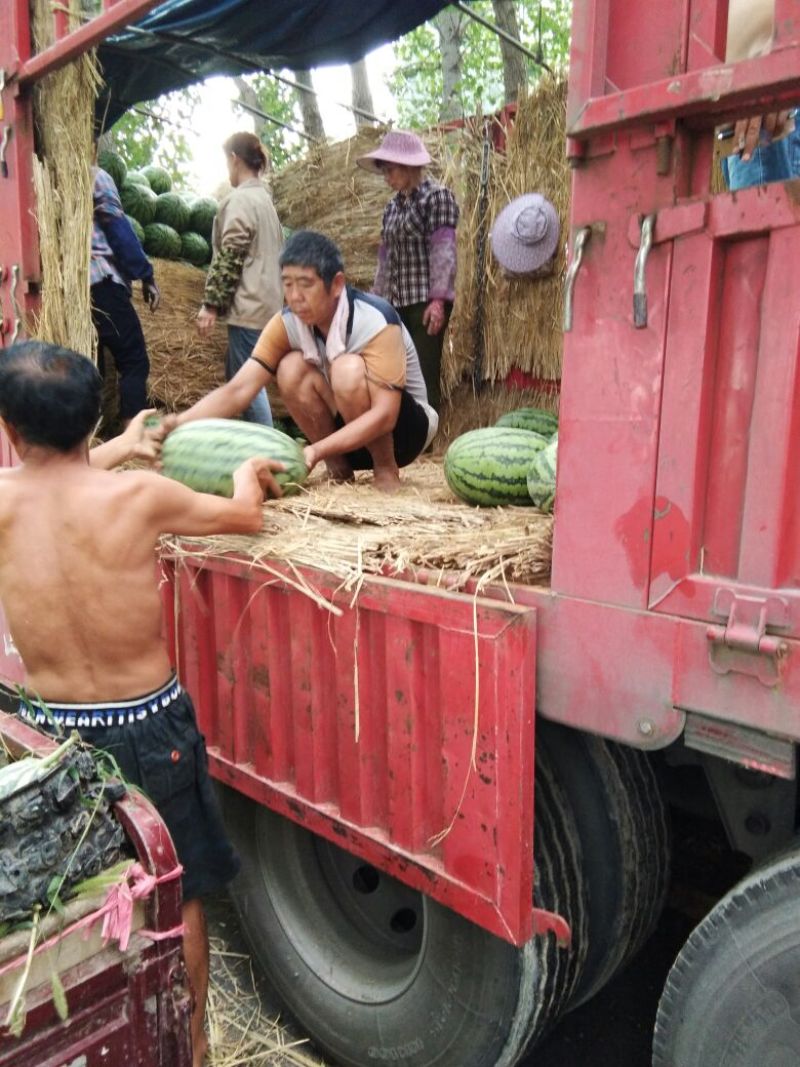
[233,456,286,502]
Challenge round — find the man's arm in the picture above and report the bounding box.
[140,456,283,537]
[89,409,163,469]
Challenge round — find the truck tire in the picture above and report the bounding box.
[220,745,588,1067]
[652,848,800,1067]
[536,721,671,1008]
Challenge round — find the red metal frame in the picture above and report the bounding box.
[161,554,562,946]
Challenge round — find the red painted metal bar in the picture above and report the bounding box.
[14,0,163,86]
[567,43,800,137]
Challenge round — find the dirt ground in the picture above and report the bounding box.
[205,810,750,1067]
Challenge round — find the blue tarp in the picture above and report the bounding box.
[98,0,450,125]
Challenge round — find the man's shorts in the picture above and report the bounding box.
[334,387,430,469]
[18,677,239,902]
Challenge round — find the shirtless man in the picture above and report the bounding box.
[0,340,283,1067]
[168,230,438,492]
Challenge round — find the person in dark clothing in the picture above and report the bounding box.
[91,165,161,424]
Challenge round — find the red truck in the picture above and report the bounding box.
[1,2,799,1066]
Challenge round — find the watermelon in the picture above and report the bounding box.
[120,181,158,225]
[126,214,145,244]
[527,434,558,513]
[444,427,548,507]
[126,170,151,188]
[161,419,308,498]
[154,192,191,233]
[142,165,172,194]
[97,149,126,190]
[180,231,211,266]
[143,222,182,260]
[189,197,218,239]
[496,407,559,436]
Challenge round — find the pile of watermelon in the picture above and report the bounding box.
[97,149,217,266]
[444,407,559,513]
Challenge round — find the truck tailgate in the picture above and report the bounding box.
[164,554,539,945]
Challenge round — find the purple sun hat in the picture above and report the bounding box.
[356,130,432,174]
[490,193,560,275]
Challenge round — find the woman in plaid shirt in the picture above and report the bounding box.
[357,131,459,413]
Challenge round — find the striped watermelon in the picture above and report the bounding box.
[527,434,558,513]
[444,427,548,506]
[496,407,559,436]
[161,419,308,498]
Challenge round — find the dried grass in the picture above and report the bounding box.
[207,937,325,1066]
[130,260,227,411]
[30,0,101,358]
[163,457,553,591]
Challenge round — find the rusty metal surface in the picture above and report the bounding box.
[163,555,538,945]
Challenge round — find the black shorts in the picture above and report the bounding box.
[334,387,430,469]
[18,680,239,902]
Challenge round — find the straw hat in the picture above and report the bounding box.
[490,193,560,275]
[356,130,432,174]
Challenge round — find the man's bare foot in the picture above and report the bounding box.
[373,467,402,493]
[325,457,354,482]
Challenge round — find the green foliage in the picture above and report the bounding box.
[105,86,202,192]
[389,0,572,127]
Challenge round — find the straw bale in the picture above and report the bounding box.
[272,126,452,292]
[163,457,553,592]
[30,0,100,359]
[443,78,569,395]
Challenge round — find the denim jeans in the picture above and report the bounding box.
[226,325,272,426]
[723,117,800,190]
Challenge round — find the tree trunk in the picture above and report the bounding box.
[491,0,528,103]
[291,68,325,141]
[232,76,269,147]
[350,58,376,127]
[435,9,466,122]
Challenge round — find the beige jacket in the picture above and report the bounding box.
[212,178,284,329]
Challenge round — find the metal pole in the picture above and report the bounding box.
[452,1,553,75]
[233,98,316,142]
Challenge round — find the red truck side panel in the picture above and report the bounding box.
[163,555,540,945]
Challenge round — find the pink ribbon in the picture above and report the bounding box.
[0,861,184,982]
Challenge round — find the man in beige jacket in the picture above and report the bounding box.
[197,132,284,425]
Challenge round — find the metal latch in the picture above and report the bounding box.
[563,226,590,332]
[706,590,790,686]
[633,214,655,328]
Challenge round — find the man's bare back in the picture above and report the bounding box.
[0,340,282,1067]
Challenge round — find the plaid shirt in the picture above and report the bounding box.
[91,167,153,289]
[376,178,459,307]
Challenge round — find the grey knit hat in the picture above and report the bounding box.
[490,193,560,274]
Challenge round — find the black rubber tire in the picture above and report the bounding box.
[220,744,588,1067]
[536,720,671,1008]
[652,848,800,1067]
